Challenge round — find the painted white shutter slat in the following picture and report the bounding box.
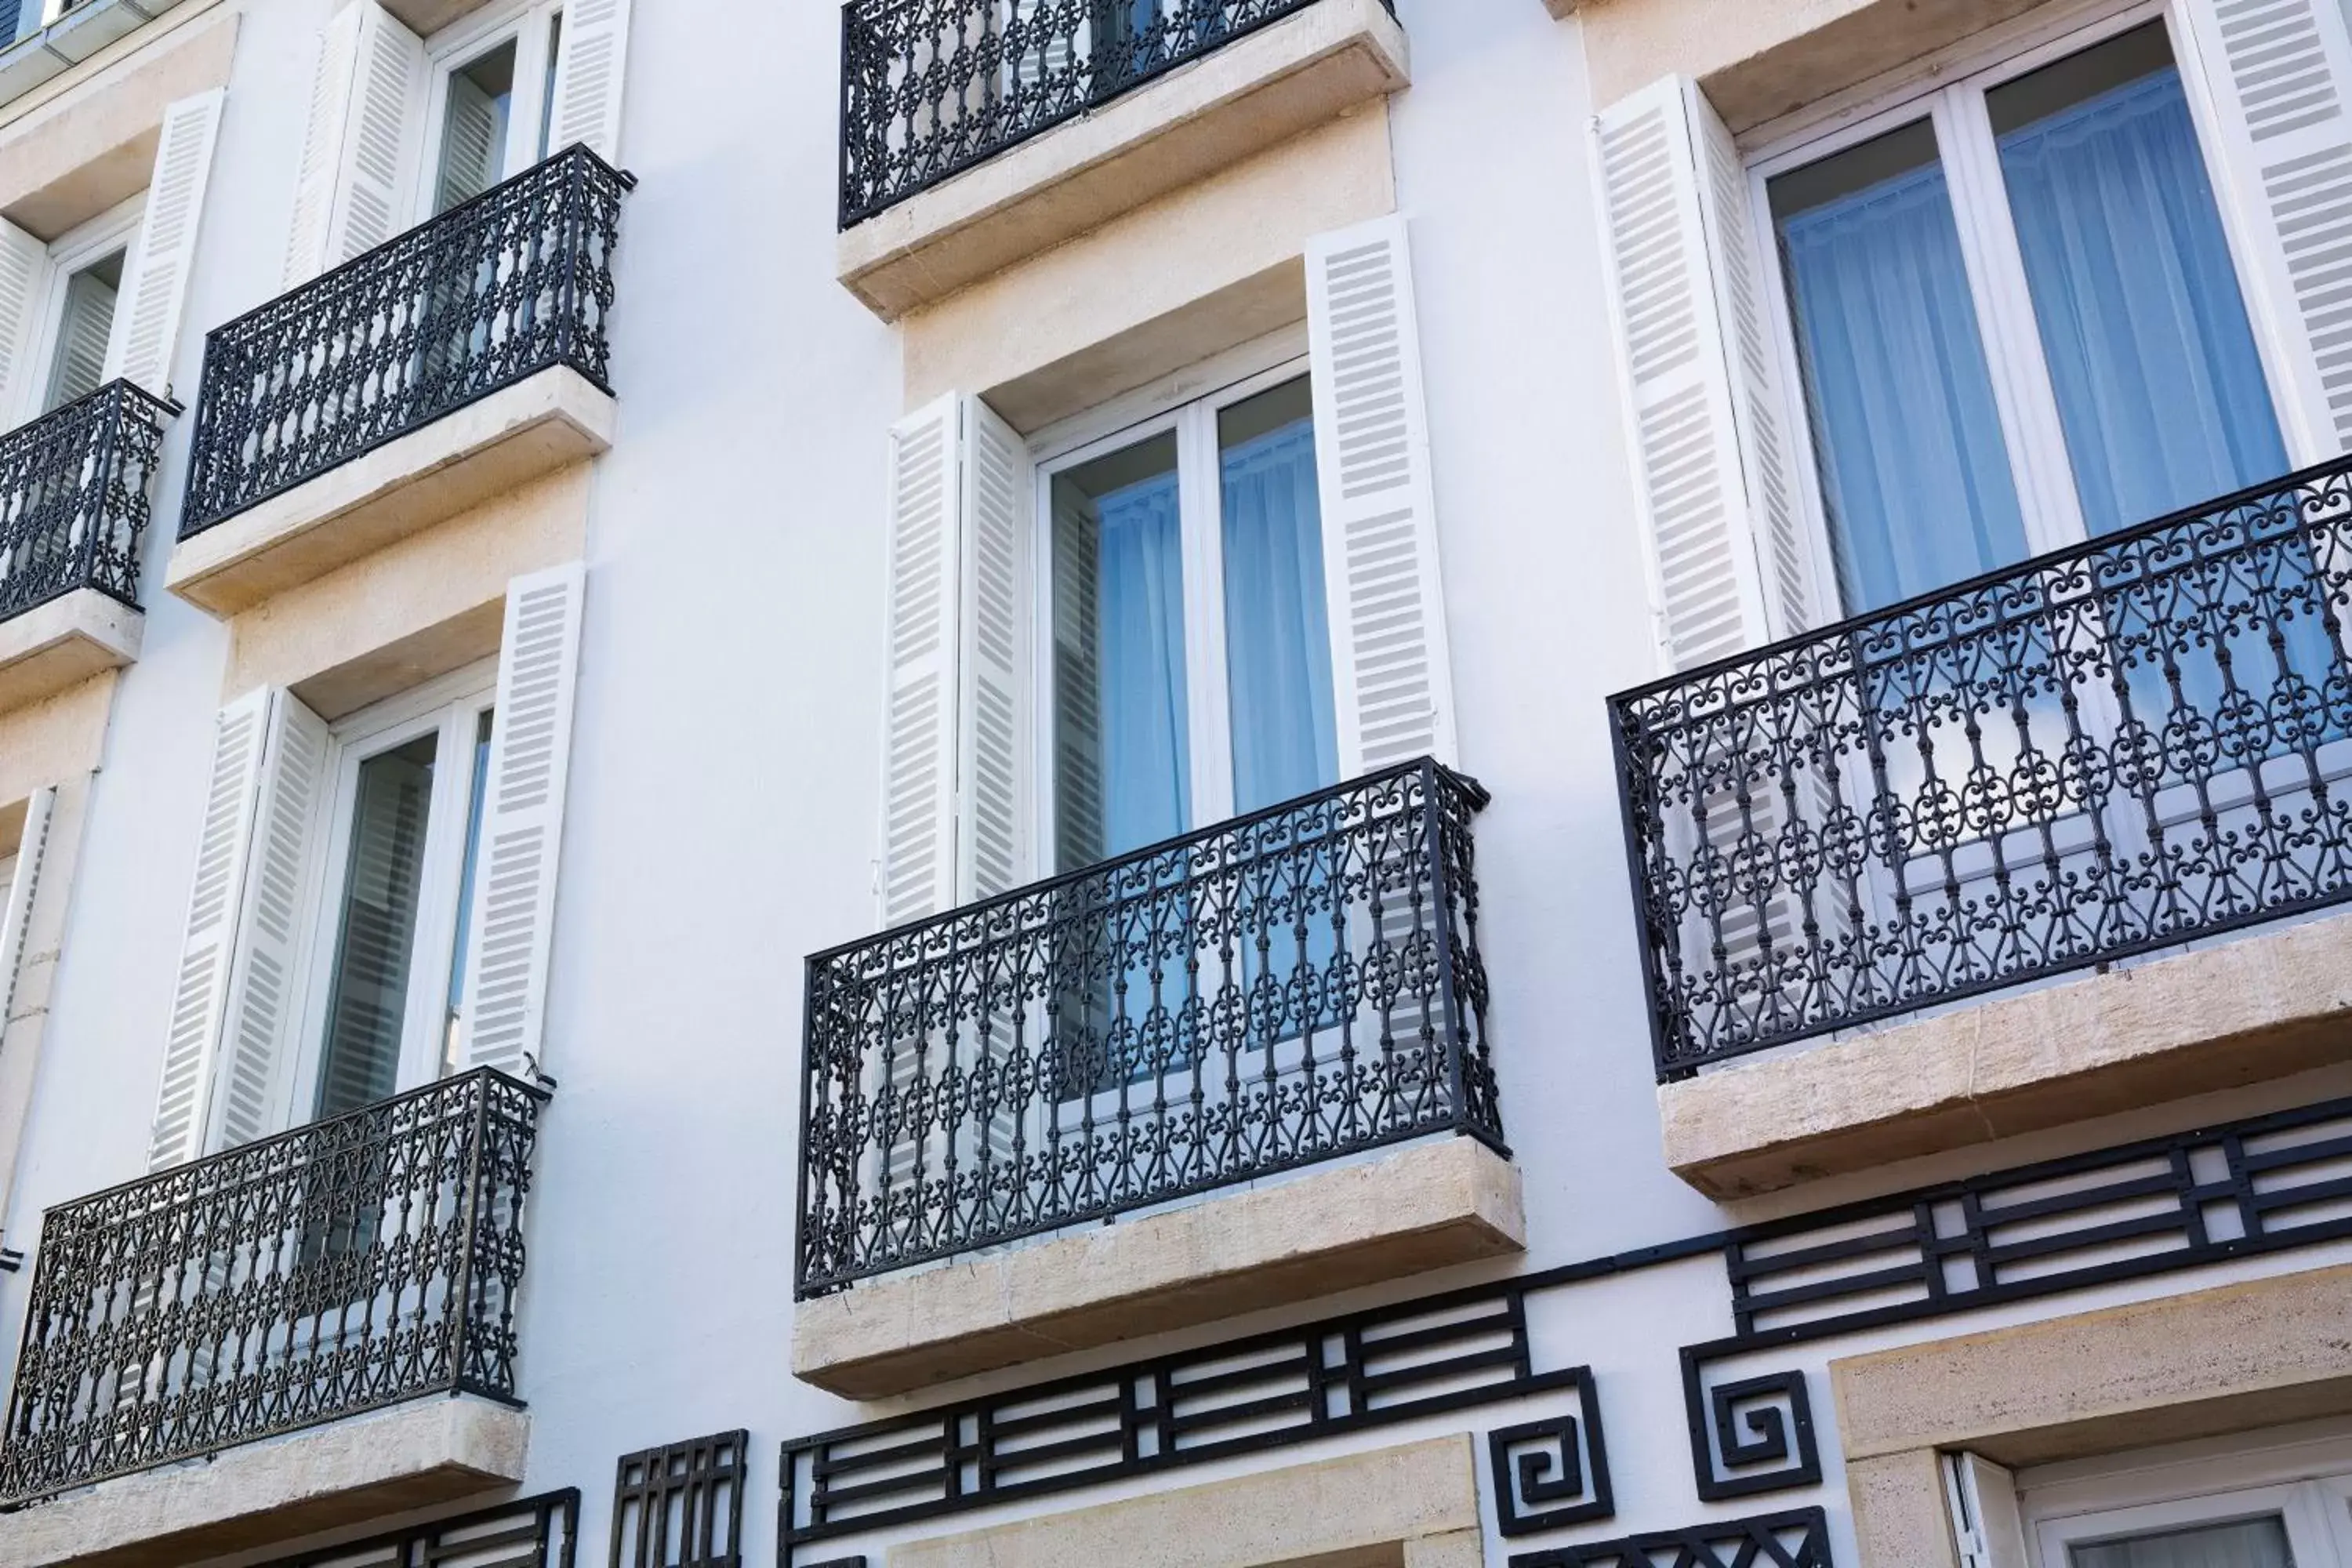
[209,691,328,1151]
[282,3,365,285]
[459,563,586,1078]
[2182,0,2352,460]
[149,691,271,1171]
[1305,214,1457,776]
[1593,76,1797,671]
[546,0,633,164]
[283,2,424,286]
[0,218,50,427]
[109,89,223,399]
[0,789,54,1032]
[960,396,1030,899]
[879,396,962,928]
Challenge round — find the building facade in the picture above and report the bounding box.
[0,0,2347,1564]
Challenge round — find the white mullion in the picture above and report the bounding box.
[395,699,478,1094]
[1177,400,1233,830]
[1028,458,1062,878]
[506,2,557,178]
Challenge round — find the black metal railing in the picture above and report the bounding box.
[1613,456,2352,1078]
[0,1069,547,1505]
[0,380,173,626]
[839,0,1393,227]
[180,143,632,537]
[796,758,1499,1297]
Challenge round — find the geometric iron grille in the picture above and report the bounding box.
[1612,452,2352,1076]
[613,1431,748,1568]
[1507,1507,1835,1568]
[838,0,1397,227]
[180,143,633,537]
[0,378,173,625]
[252,1489,581,1568]
[0,1068,550,1505]
[796,757,1502,1297]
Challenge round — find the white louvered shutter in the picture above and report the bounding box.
[878,397,962,927]
[1305,215,1458,775]
[2182,0,2352,461]
[459,563,586,1079]
[0,219,50,428]
[0,789,53,1032]
[282,2,425,286]
[108,90,223,399]
[546,0,633,163]
[959,397,1029,901]
[1943,1454,2030,1568]
[1593,76,1811,673]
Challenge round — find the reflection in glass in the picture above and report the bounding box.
[434,40,517,213]
[2071,1515,2292,1568]
[315,733,438,1120]
[441,708,495,1078]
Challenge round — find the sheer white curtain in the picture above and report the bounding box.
[1219,414,1337,814]
[1094,470,1189,856]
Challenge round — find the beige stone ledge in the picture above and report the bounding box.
[0,588,140,720]
[794,1136,1524,1399]
[0,1397,529,1568]
[839,0,1407,322]
[891,1434,1479,1568]
[0,1,234,240]
[380,0,504,34]
[1544,0,1577,16]
[1660,910,2352,1198]
[168,368,612,619]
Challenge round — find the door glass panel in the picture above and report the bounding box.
[1218,376,1338,815]
[434,39,517,214]
[2071,1515,2294,1568]
[45,251,122,413]
[1050,430,1188,869]
[1772,121,2031,613]
[315,732,438,1120]
[439,709,494,1078]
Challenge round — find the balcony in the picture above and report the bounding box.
[0,1069,545,1558]
[1613,458,2352,1194]
[793,760,1520,1398]
[835,0,1410,318]
[0,380,172,716]
[166,146,630,617]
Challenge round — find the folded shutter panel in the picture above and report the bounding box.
[459,563,586,1078]
[0,788,53,1033]
[1305,214,1458,775]
[282,2,424,286]
[1943,1454,2030,1568]
[0,218,50,427]
[2180,0,2352,460]
[546,0,633,163]
[108,90,223,399]
[1593,76,1807,672]
[959,397,1031,900]
[878,397,962,928]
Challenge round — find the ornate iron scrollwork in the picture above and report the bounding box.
[0,379,172,625]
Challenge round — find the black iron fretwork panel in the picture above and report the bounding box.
[180,144,632,536]
[1613,455,2352,1075]
[797,759,1501,1296]
[1487,1369,1614,1536]
[1508,1508,1835,1568]
[1679,1361,1819,1503]
[255,1489,580,1568]
[0,379,172,625]
[613,1431,749,1568]
[780,1283,1581,1557]
[0,1069,549,1505]
[838,0,1396,227]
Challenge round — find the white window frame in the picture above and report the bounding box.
[1028,352,1319,867]
[1741,0,2289,621]
[2019,1423,2352,1566]
[281,660,497,1126]
[9,194,143,428]
[412,0,564,223]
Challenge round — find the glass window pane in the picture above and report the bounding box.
[1992,22,2288,537]
[315,732,438,1120]
[45,251,122,414]
[434,40,516,214]
[440,708,494,1079]
[1771,121,2031,613]
[1051,430,1188,869]
[2070,1515,2293,1568]
[1218,376,1338,815]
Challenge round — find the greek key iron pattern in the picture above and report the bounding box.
[180,143,632,537]
[1487,1368,1615,1537]
[250,1489,581,1568]
[796,758,1501,1297]
[612,1430,749,1568]
[1613,454,2352,1076]
[838,0,1396,227]
[1678,1361,1820,1503]
[1507,1508,1835,1568]
[0,1069,548,1506]
[0,379,173,625]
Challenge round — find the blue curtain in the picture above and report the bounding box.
[1096,469,1190,857]
[1221,415,1339,814]
[1781,157,2032,613]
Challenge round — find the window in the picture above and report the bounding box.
[2017,1425,2352,1568]
[418,0,564,220]
[295,672,495,1123]
[7,198,140,427]
[1756,9,2287,617]
[1041,368,1337,869]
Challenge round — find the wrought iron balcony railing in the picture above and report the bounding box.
[0,1069,547,1505]
[180,144,632,538]
[839,0,1395,228]
[797,758,1500,1298]
[1613,456,2352,1079]
[0,379,174,626]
